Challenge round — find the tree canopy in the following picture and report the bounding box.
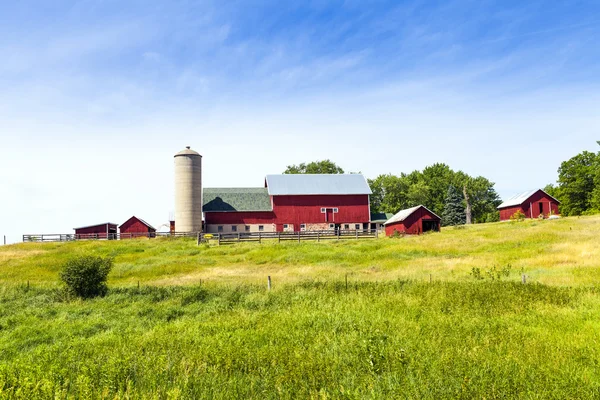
[369,163,501,223]
[283,160,344,174]
[546,150,600,216]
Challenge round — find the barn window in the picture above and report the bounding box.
[320,208,326,213]
[355,224,360,230]
[245,225,250,232]
[217,226,223,232]
[258,225,264,231]
[300,224,306,231]
[283,224,288,229]
[333,208,339,213]
[344,224,349,230]
[231,226,237,232]
[329,223,335,229]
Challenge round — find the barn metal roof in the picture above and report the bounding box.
[203,188,272,212]
[265,174,372,196]
[73,222,118,230]
[384,205,441,225]
[497,189,560,209]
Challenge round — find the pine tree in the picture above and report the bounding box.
[442,185,466,226]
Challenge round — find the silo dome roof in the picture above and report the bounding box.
[174,146,201,157]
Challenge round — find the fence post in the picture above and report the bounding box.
[259,232,261,244]
[298,231,300,243]
[268,276,272,291]
[522,274,527,284]
[3,235,5,245]
[197,232,200,246]
[429,274,432,283]
[278,232,281,243]
[218,234,221,246]
[317,232,320,242]
[355,230,358,239]
[238,232,240,243]
[376,228,379,239]
[345,274,348,290]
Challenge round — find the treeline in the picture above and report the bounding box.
[369,164,501,225]
[545,150,600,216]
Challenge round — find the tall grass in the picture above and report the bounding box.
[1,282,599,398]
[2,215,599,287]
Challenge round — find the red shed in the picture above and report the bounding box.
[74,222,118,239]
[119,216,156,239]
[498,189,560,221]
[384,205,441,236]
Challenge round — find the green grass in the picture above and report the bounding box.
[2,215,600,287]
[1,216,600,398]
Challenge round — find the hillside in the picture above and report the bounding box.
[2,216,600,398]
[2,215,599,287]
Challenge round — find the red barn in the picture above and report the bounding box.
[203,174,372,233]
[384,205,441,236]
[498,189,560,221]
[119,216,156,239]
[74,222,118,239]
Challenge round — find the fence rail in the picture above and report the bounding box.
[22,229,380,244]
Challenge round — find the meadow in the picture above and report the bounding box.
[1,216,600,398]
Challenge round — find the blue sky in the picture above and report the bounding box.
[1,0,599,243]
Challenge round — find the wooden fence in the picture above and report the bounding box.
[22,229,379,244]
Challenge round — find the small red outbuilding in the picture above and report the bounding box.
[497,189,560,221]
[384,205,441,236]
[74,222,118,239]
[119,216,156,239]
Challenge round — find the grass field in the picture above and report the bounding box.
[1,216,600,398]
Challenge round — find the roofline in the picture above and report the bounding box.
[203,209,274,213]
[384,205,441,225]
[118,216,156,230]
[264,174,373,195]
[497,189,561,209]
[73,222,118,230]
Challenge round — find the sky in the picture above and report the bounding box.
[1,0,599,243]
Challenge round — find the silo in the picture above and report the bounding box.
[174,146,202,232]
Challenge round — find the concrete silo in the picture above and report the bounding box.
[174,146,202,232]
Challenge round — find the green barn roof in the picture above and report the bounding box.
[370,212,394,223]
[203,188,272,212]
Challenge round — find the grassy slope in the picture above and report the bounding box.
[1,216,600,398]
[2,215,599,287]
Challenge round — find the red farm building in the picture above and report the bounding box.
[74,222,118,239]
[202,174,372,233]
[119,216,156,239]
[384,205,441,236]
[498,189,560,221]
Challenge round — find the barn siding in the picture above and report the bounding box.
[205,194,371,233]
[75,224,117,239]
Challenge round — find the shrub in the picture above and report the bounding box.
[509,210,526,221]
[59,256,113,299]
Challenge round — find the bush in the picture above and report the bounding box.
[59,256,113,298]
[509,210,526,221]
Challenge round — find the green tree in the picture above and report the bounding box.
[60,256,113,299]
[442,185,466,226]
[368,174,410,214]
[555,151,599,216]
[284,160,344,174]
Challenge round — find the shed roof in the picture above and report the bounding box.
[119,216,155,230]
[73,222,118,230]
[370,212,395,223]
[203,188,272,212]
[497,189,560,209]
[384,205,441,225]
[265,174,372,195]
